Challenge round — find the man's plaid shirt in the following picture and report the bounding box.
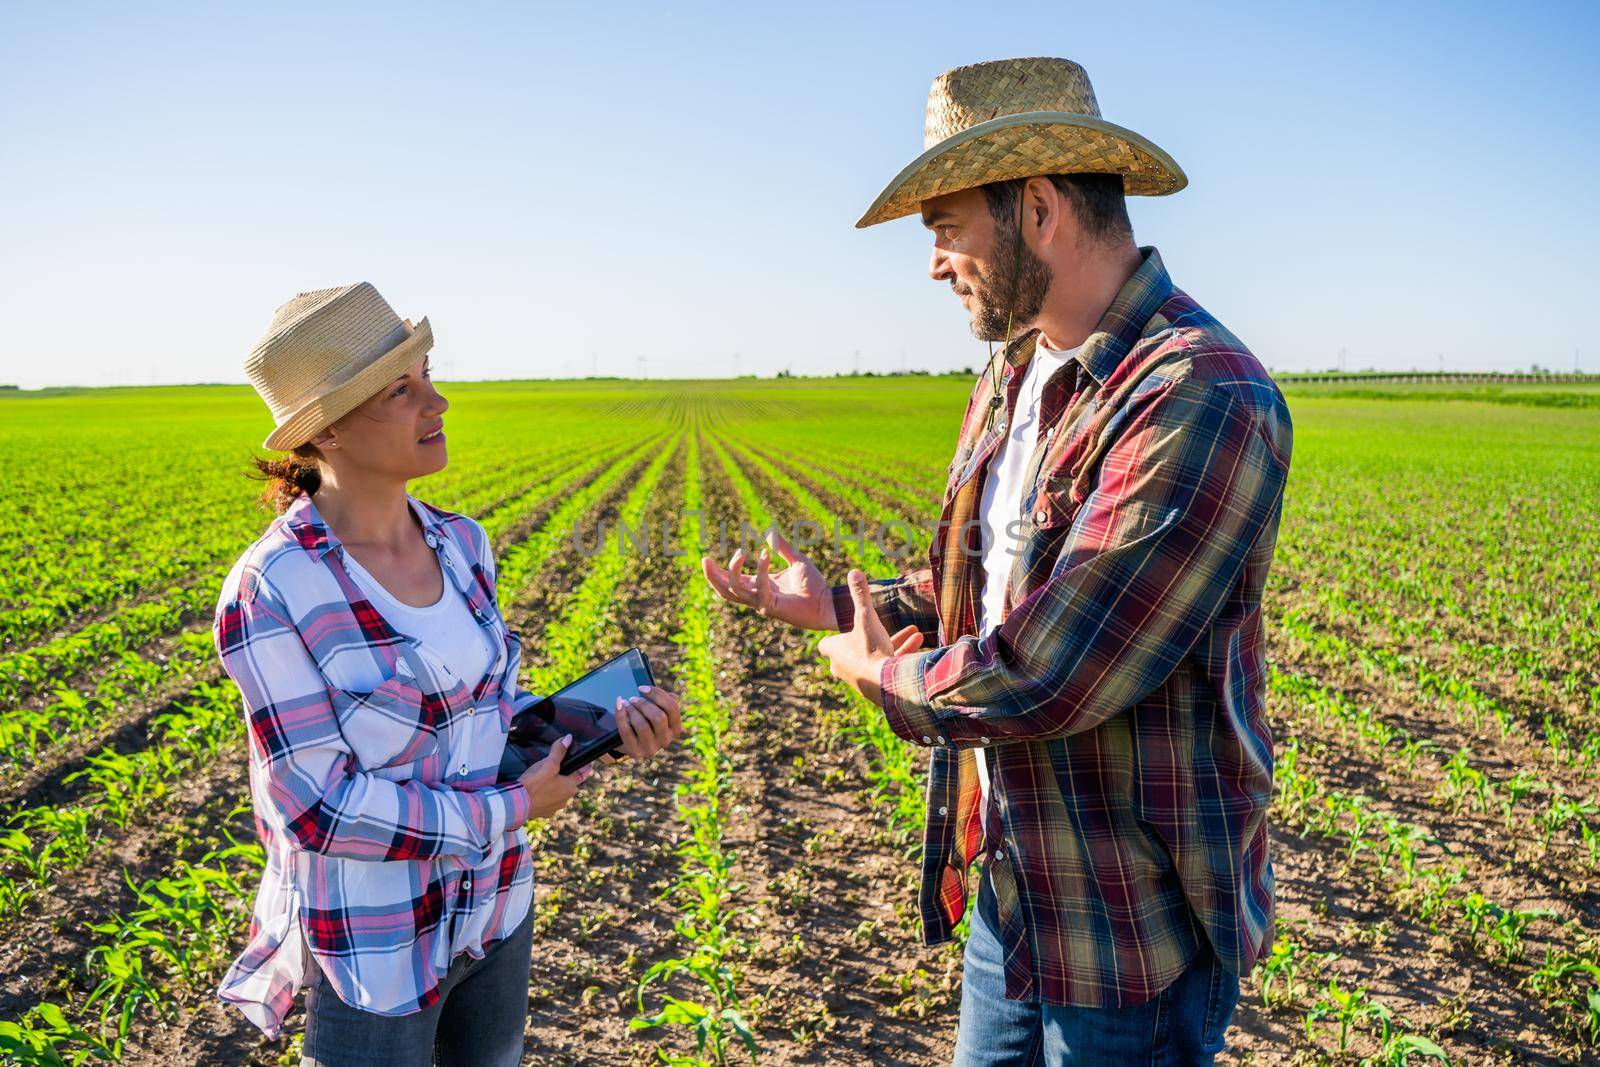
[213,492,587,1036]
[833,246,1292,1007]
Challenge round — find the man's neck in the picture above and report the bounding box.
[1032,244,1144,352]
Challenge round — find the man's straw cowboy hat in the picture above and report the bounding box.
[856,56,1186,229]
[245,282,433,451]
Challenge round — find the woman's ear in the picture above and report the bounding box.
[308,426,338,451]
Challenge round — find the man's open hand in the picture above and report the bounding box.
[818,569,924,706]
[702,527,839,631]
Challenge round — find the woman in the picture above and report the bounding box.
[213,282,683,1065]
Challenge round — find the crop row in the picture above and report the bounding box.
[0,630,217,780]
[0,805,265,1065]
[629,433,758,1065]
[494,436,669,612]
[0,678,242,924]
[1272,738,1600,1046]
[1274,660,1600,867]
[1275,608,1600,809]
[1273,481,1596,681]
[1274,572,1597,724]
[716,437,927,842]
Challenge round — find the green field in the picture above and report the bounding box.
[1,377,1597,1064]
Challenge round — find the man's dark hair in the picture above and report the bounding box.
[981,173,1133,246]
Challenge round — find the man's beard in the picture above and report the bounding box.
[960,222,1052,342]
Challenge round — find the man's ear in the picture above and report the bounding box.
[1023,176,1062,248]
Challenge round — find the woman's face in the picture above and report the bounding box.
[313,346,449,483]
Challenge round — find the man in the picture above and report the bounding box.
[703,57,1291,1064]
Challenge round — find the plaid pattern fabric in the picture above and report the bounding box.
[832,246,1293,1008]
[213,492,579,1037]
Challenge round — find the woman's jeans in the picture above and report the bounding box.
[951,871,1239,1066]
[300,902,535,1067]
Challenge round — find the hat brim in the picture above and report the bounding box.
[262,317,434,450]
[856,110,1186,229]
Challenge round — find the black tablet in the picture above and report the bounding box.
[503,647,655,777]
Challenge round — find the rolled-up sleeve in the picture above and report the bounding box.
[876,378,1289,746]
[830,567,940,641]
[214,573,529,863]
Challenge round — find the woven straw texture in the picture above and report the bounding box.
[857,57,1185,228]
[244,282,433,450]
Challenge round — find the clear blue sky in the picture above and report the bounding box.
[2,0,1595,387]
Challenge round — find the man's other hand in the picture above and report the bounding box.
[702,527,839,631]
[818,569,924,706]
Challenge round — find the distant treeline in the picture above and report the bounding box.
[1276,370,1598,384]
[778,368,968,379]
[1277,374,1600,410]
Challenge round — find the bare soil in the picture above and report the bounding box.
[9,433,1592,1066]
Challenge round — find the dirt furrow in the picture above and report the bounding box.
[1273,575,1595,727]
[0,753,252,1027]
[1267,654,1600,919]
[1224,814,1576,1064]
[706,442,961,1064]
[513,442,695,1066]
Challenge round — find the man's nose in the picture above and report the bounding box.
[929,247,954,284]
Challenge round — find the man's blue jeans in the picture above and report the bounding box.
[951,871,1239,1066]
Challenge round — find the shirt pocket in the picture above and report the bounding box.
[1026,474,1065,532]
[1034,460,1178,537]
[328,672,444,772]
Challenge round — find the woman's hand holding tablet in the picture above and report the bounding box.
[503,648,684,785]
[515,735,590,819]
[611,685,683,763]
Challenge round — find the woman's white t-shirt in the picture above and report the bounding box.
[339,546,495,688]
[973,336,1082,811]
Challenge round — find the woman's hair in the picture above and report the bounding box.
[249,443,323,513]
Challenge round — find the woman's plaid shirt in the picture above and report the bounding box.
[832,246,1293,1008]
[212,493,585,1036]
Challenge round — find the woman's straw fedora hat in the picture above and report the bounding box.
[856,56,1186,229]
[245,282,433,451]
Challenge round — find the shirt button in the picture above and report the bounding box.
[458,764,468,776]
[979,737,990,745]
[994,850,1005,862]
[425,533,439,548]
[938,806,948,816]
[466,706,475,715]
[1034,510,1047,524]
[462,877,471,891]
[921,735,932,744]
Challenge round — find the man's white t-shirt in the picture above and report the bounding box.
[973,336,1081,810]
[341,545,496,689]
